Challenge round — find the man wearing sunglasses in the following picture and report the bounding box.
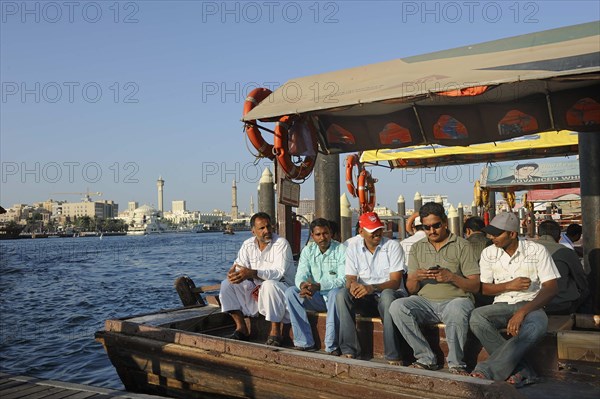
[389,202,480,374]
[470,212,559,387]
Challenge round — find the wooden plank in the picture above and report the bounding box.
[1,384,54,399]
[557,330,600,362]
[21,387,67,399]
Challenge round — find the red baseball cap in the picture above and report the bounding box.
[359,212,384,233]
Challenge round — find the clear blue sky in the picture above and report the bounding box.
[1,1,597,213]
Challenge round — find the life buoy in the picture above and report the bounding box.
[243,88,275,160]
[273,115,318,180]
[357,169,376,213]
[345,154,362,197]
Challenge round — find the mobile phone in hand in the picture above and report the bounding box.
[428,265,441,270]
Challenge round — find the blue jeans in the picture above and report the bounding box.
[336,288,405,360]
[389,295,474,368]
[470,302,547,381]
[285,286,340,352]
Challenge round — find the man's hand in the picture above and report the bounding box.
[433,268,454,283]
[506,309,527,336]
[227,264,253,284]
[506,277,531,292]
[349,281,370,298]
[299,281,320,299]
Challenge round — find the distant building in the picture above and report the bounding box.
[296,199,315,223]
[128,201,139,212]
[172,200,186,214]
[61,200,118,219]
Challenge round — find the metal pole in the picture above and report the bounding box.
[275,163,293,243]
[471,201,478,217]
[579,131,600,313]
[315,153,340,226]
[340,193,352,242]
[488,192,496,220]
[457,203,464,238]
[398,195,406,239]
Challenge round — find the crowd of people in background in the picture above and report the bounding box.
[219,205,590,388]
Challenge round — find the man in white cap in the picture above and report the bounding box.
[400,213,426,264]
[470,212,559,388]
[336,212,407,364]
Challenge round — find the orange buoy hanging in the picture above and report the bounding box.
[345,154,363,197]
[243,88,275,160]
[273,115,318,181]
[357,169,376,213]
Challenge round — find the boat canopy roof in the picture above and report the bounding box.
[360,130,578,168]
[243,22,600,154]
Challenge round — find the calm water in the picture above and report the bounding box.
[0,232,275,389]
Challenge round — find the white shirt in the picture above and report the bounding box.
[400,230,427,264]
[235,233,295,286]
[345,236,406,285]
[479,239,560,304]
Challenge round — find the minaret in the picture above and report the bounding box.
[231,180,239,220]
[250,195,255,215]
[157,176,164,215]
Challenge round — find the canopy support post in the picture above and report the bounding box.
[315,153,341,228]
[578,131,600,314]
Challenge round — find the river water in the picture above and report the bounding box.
[0,232,286,389]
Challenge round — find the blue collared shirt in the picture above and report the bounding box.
[295,240,346,293]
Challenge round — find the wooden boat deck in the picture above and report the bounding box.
[0,373,168,398]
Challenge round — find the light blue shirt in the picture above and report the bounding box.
[295,240,346,293]
[345,236,406,285]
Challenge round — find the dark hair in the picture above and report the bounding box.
[566,223,582,239]
[251,212,271,227]
[463,216,485,234]
[516,163,539,170]
[328,220,339,237]
[419,202,447,222]
[538,220,561,242]
[310,218,331,233]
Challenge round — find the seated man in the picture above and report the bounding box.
[559,223,581,251]
[463,216,494,307]
[336,212,406,364]
[389,202,480,374]
[285,218,346,354]
[470,212,559,387]
[219,212,295,346]
[537,220,589,314]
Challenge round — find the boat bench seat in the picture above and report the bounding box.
[304,310,574,373]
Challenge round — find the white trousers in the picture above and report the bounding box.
[219,279,290,323]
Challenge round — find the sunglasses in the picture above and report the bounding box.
[422,222,443,231]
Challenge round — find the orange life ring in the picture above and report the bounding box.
[273,115,318,180]
[243,88,275,160]
[345,154,362,197]
[358,169,376,213]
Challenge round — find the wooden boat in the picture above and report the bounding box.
[95,277,600,399]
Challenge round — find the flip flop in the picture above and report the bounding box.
[507,372,539,388]
[470,371,488,379]
[229,330,249,341]
[410,361,440,371]
[265,335,282,347]
[449,366,470,376]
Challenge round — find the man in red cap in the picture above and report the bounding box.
[336,212,407,364]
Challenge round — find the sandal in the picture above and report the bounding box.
[470,371,488,379]
[449,366,470,376]
[265,335,282,347]
[342,353,355,359]
[229,330,249,341]
[387,360,401,366]
[327,348,341,356]
[506,372,538,388]
[410,361,440,371]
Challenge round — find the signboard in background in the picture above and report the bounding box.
[481,160,580,190]
[279,178,300,207]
